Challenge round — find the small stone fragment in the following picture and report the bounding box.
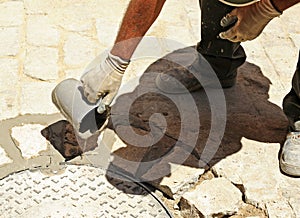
[180,177,243,218]
[11,124,48,159]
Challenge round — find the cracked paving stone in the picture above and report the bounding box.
[180,177,243,218]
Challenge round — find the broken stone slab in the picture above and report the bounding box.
[180,177,243,218]
[0,58,20,120]
[278,177,300,217]
[11,124,48,159]
[212,138,284,208]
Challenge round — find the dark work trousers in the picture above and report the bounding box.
[283,51,300,131]
[197,0,246,83]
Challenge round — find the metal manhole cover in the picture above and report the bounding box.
[0,165,172,218]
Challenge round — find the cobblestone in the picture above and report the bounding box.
[0,27,21,57]
[0,90,19,120]
[24,46,59,80]
[0,1,24,27]
[20,81,58,114]
[0,58,20,120]
[26,15,60,47]
[63,33,97,67]
[24,0,55,14]
[0,58,19,91]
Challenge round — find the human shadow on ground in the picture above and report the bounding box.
[41,46,289,197]
[105,46,289,195]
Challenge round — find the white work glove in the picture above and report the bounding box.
[219,0,281,42]
[80,52,129,105]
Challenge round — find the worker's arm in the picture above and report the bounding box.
[219,0,300,42]
[111,0,166,60]
[81,0,166,105]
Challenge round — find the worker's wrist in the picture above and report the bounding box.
[269,0,283,13]
[106,52,130,74]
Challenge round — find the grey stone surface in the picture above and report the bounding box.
[0,90,19,120]
[180,178,243,218]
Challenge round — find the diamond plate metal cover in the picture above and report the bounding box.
[0,165,173,218]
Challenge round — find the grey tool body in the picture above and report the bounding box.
[52,78,109,139]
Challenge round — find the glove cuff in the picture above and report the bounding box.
[106,52,130,74]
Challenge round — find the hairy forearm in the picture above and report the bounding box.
[111,0,166,60]
[272,0,300,12]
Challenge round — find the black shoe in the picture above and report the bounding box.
[155,47,242,94]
